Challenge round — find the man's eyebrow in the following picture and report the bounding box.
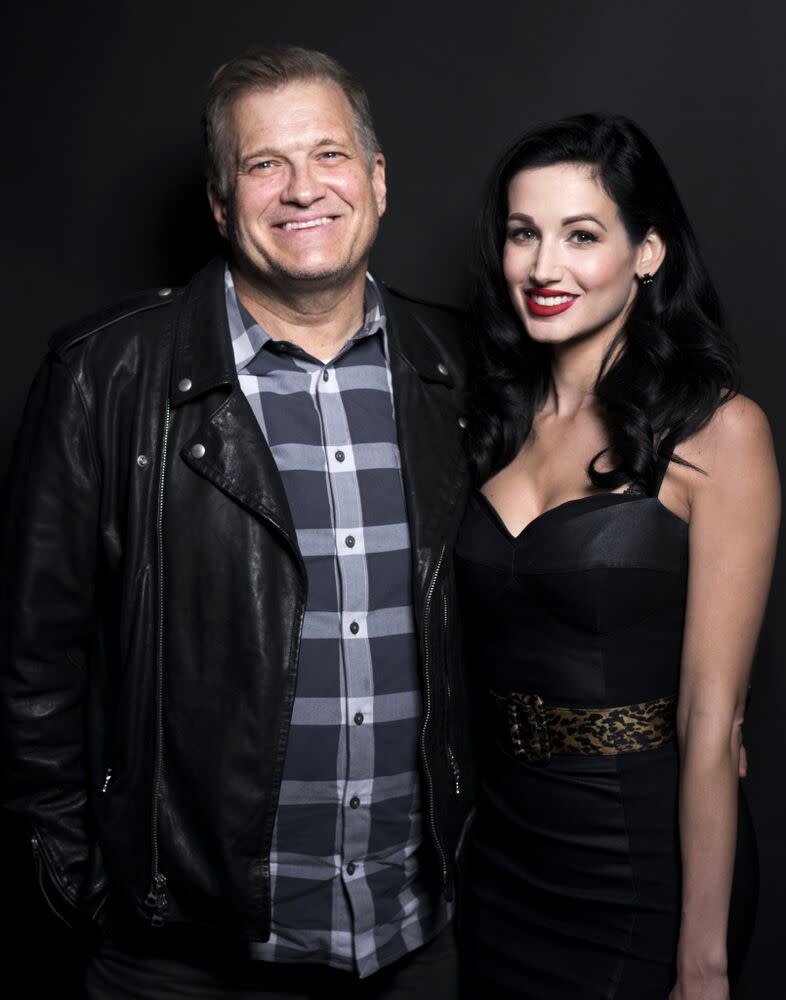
[239,147,277,162]
[239,136,351,163]
[314,136,349,147]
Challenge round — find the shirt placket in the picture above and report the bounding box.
[315,360,376,936]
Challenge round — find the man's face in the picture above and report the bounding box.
[209,80,386,292]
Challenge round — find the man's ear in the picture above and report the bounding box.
[636,227,666,278]
[372,153,387,218]
[207,181,229,239]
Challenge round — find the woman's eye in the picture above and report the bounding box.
[508,228,537,243]
[569,230,598,245]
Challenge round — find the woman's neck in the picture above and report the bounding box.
[544,327,620,419]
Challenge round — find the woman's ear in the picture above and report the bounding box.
[636,227,666,279]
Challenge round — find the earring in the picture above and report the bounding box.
[639,273,654,285]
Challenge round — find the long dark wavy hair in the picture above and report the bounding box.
[468,113,739,490]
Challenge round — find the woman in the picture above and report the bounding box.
[455,114,780,998]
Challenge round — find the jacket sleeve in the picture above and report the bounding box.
[0,351,108,927]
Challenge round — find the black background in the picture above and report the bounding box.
[3,2,783,995]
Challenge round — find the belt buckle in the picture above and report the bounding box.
[509,692,551,765]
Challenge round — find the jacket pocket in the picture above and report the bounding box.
[31,827,80,929]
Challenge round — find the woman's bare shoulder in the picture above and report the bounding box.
[678,393,773,478]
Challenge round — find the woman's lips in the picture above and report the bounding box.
[525,290,578,317]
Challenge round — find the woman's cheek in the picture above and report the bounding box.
[502,246,521,287]
[573,253,618,290]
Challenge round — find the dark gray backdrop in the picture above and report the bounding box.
[3,1,783,996]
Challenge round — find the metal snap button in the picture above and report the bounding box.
[458,416,468,429]
[178,378,192,393]
[437,363,449,376]
[136,454,149,467]
[158,287,173,297]
[190,443,206,459]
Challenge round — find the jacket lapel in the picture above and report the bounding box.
[383,291,470,599]
[169,258,299,554]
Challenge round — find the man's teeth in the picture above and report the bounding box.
[281,217,333,231]
[530,294,575,306]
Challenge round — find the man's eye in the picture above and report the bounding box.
[250,161,274,171]
[570,230,597,244]
[318,151,344,160]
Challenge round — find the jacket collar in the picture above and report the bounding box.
[379,286,455,389]
[170,256,238,407]
[170,257,455,404]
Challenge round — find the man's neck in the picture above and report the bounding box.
[232,267,369,364]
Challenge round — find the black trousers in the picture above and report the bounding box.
[84,921,458,999]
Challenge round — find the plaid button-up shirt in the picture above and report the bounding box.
[225,267,447,977]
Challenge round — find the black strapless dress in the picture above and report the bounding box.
[455,486,757,998]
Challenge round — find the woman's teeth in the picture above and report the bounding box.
[529,294,575,306]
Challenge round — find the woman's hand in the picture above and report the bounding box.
[668,969,730,999]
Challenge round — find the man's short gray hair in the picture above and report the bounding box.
[204,45,381,198]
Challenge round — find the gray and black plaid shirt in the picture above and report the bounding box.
[225,267,448,977]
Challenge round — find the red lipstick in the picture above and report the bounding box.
[525,289,578,317]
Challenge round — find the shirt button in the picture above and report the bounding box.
[354,712,364,725]
[322,369,330,382]
[335,450,345,462]
[349,621,360,635]
[349,796,360,809]
[346,862,357,875]
[345,535,356,548]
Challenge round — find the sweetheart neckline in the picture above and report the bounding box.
[473,489,689,543]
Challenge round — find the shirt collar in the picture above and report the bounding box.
[225,264,387,373]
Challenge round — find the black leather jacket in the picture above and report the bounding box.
[0,258,474,940]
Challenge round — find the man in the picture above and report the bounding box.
[1,46,472,997]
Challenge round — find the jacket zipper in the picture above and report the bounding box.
[421,545,449,888]
[146,399,171,926]
[101,767,113,793]
[255,516,307,927]
[442,592,461,796]
[446,745,461,796]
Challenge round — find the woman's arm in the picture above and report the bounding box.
[669,395,780,1000]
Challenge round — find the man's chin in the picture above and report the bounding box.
[239,255,363,294]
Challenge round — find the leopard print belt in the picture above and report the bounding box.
[489,690,677,764]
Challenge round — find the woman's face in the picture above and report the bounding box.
[503,162,657,349]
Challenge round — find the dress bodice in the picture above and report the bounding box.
[455,491,689,707]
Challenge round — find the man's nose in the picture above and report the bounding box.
[283,160,325,206]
